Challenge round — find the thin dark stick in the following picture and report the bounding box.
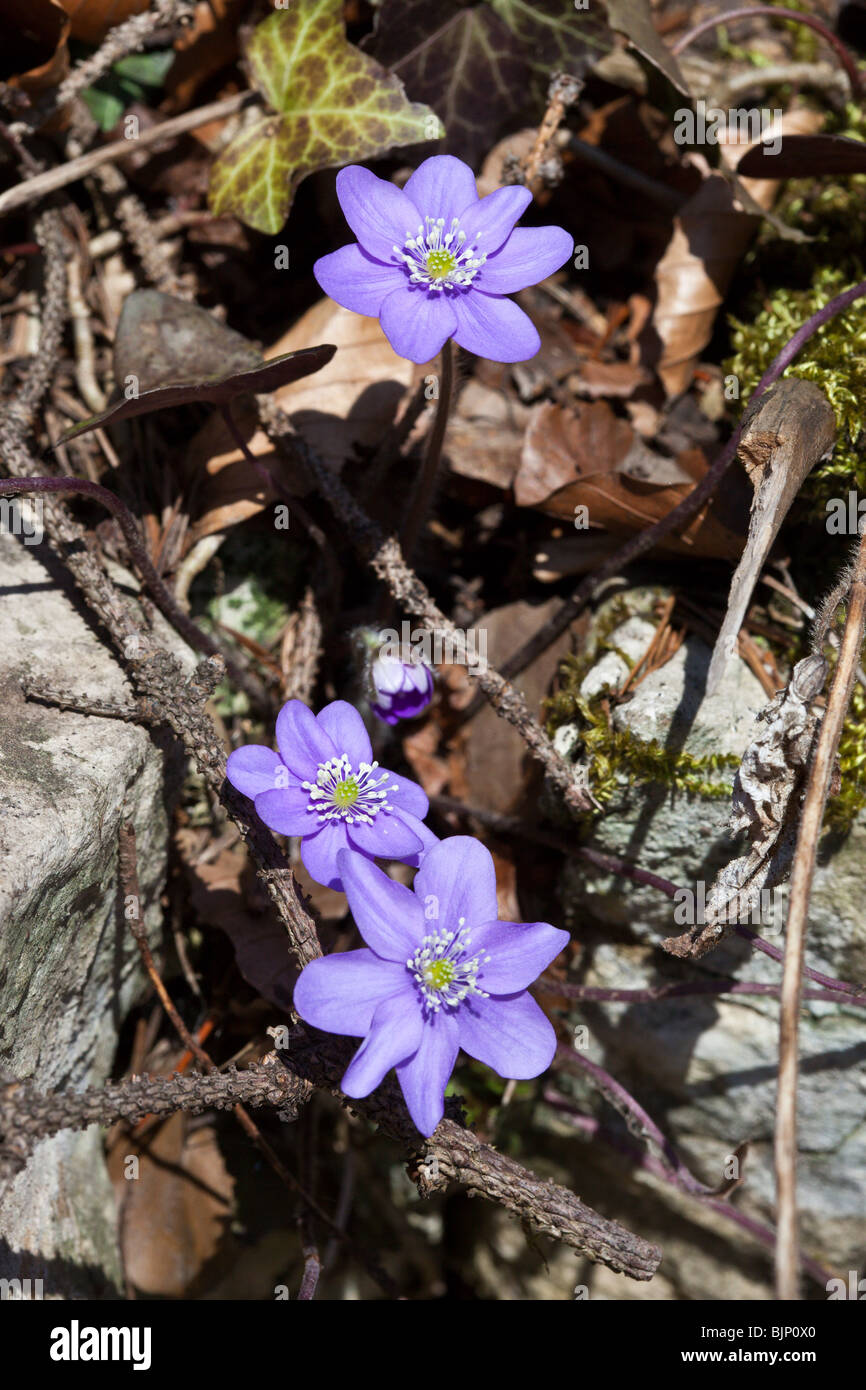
[401,339,454,562]
[540,978,866,1007]
[463,277,866,707]
[117,823,395,1298]
[431,793,866,1002]
[0,474,266,703]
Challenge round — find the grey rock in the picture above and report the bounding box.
[0,535,193,1296]
[558,590,866,1295]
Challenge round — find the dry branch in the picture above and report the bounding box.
[775,531,866,1300]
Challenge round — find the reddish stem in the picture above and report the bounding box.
[672,6,862,98]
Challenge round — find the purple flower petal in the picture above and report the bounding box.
[390,808,439,867]
[225,745,285,799]
[451,291,540,363]
[315,699,373,766]
[370,654,406,695]
[371,703,399,725]
[413,836,497,930]
[403,154,479,225]
[275,700,336,779]
[313,243,404,317]
[395,1008,460,1136]
[472,920,570,993]
[477,226,574,295]
[338,849,425,960]
[345,813,423,860]
[293,948,406,1036]
[407,664,434,696]
[300,821,350,890]
[254,785,316,837]
[341,991,423,1098]
[379,285,457,365]
[378,767,428,821]
[457,185,533,256]
[335,165,421,263]
[456,991,556,1078]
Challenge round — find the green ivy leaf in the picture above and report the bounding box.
[369,0,610,163]
[208,0,443,236]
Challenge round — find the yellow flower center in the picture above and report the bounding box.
[425,248,458,281]
[332,776,359,807]
[424,959,456,991]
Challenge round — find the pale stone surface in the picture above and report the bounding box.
[0,535,193,1296]
[558,590,866,1296]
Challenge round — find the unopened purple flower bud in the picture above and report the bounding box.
[370,651,434,726]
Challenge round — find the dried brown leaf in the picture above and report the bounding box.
[642,110,823,397]
[185,298,414,540]
[515,400,744,559]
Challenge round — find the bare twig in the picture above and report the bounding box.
[482,277,866,694]
[53,0,199,112]
[256,397,593,816]
[0,92,255,219]
[774,531,866,1300]
[0,474,267,707]
[400,339,454,563]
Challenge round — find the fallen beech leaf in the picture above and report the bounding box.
[59,289,335,444]
[183,842,298,1013]
[706,379,836,694]
[109,1113,235,1298]
[164,0,243,113]
[184,297,414,540]
[737,133,866,180]
[643,109,823,397]
[515,400,745,559]
[2,0,70,98]
[446,380,531,492]
[209,0,441,234]
[574,359,653,400]
[462,598,577,813]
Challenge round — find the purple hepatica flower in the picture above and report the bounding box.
[225,699,437,892]
[313,154,573,365]
[293,836,569,1136]
[370,651,434,726]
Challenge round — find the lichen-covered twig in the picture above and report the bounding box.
[257,397,593,817]
[52,0,199,114]
[281,1034,661,1280]
[0,92,254,219]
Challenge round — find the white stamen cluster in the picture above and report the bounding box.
[407,916,489,1011]
[301,753,394,825]
[393,215,487,291]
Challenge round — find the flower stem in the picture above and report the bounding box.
[400,340,454,563]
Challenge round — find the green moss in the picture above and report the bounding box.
[545,607,738,809]
[722,134,866,831]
